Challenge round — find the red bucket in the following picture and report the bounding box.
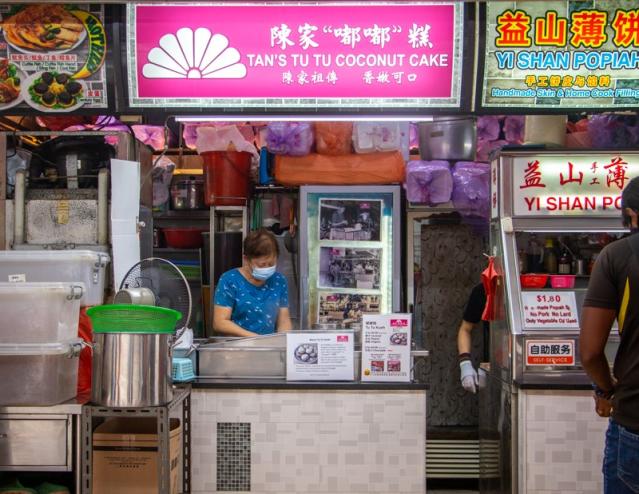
[201,151,252,206]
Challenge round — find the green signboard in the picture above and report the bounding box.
[482,1,639,109]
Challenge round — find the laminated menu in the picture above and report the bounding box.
[286,331,354,381]
[361,314,412,382]
[0,4,108,112]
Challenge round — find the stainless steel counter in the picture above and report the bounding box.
[0,396,87,415]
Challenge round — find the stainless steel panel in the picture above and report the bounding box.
[197,343,428,380]
[0,417,69,469]
[198,347,286,379]
[479,370,514,494]
[207,332,286,348]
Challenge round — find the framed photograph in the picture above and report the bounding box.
[319,199,382,242]
[319,247,382,290]
[317,292,381,325]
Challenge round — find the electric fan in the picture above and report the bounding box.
[114,257,192,338]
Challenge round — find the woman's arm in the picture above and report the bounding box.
[276,307,293,332]
[213,305,258,337]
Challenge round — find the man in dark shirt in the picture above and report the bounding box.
[581,176,639,494]
[457,283,487,393]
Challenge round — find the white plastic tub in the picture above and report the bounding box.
[0,340,82,405]
[353,122,401,153]
[0,250,110,306]
[0,282,84,344]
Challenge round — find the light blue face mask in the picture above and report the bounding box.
[252,264,276,281]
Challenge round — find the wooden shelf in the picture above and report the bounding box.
[153,210,210,220]
[153,247,201,254]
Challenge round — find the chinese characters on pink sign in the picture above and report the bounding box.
[512,154,637,216]
[128,3,461,105]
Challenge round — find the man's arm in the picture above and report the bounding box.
[457,319,478,393]
[457,320,474,356]
[580,306,616,392]
[580,306,616,417]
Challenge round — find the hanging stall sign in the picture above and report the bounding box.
[361,313,411,382]
[482,1,639,109]
[521,291,579,329]
[0,4,108,112]
[126,3,463,110]
[526,340,575,366]
[512,153,639,217]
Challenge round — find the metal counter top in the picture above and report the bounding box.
[0,395,88,415]
[193,378,429,390]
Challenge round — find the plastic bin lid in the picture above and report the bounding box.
[0,249,110,262]
[0,339,83,356]
[0,281,86,292]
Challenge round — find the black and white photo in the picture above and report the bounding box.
[319,199,382,241]
[319,247,381,289]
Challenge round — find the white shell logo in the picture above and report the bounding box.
[142,27,247,79]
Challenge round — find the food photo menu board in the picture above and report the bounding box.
[0,4,108,113]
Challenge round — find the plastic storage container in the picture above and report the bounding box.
[550,275,576,288]
[353,122,401,153]
[0,282,84,344]
[0,250,110,306]
[520,274,548,289]
[0,339,82,405]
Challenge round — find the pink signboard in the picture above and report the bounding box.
[127,3,463,109]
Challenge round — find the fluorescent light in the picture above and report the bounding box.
[174,115,434,123]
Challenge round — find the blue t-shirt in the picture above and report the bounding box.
[214,268,289,335]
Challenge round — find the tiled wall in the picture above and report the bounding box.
[520,389,608,494]
[191,388,427,493]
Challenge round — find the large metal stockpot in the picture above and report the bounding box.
[87,305,181,407]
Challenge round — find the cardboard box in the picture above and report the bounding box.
[92,418,181,494]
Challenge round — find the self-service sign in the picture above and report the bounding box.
[512,154,639,216]
[526,340,575,366]
[522,291,579,329]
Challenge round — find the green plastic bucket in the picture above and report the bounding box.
[86,304,182,334]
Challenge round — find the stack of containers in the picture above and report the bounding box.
[0,250,110,405]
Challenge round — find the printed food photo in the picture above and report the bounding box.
[1,4,86,53]
[0,58,23,109]
[26,71,85,111]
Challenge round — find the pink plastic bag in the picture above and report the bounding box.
[266,122,314,156]
[405,160,452,205]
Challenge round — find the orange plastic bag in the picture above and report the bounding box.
[314,122,353,155]
[274,151,405,185]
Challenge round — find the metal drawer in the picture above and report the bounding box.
[0,415,71,470]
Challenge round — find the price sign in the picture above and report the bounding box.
[526,340,575,366]
[521,291,579,329]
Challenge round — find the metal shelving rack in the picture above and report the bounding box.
[206,204,248,337]
[80,385,191,494]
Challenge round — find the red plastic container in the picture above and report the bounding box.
[520,273,548,289]
[550,275,575,288]
[201,151,252,206]
[162,228,207,249]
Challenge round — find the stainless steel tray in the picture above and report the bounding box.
[197,339,429,380]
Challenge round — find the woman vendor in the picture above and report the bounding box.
[213,228,292,336]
